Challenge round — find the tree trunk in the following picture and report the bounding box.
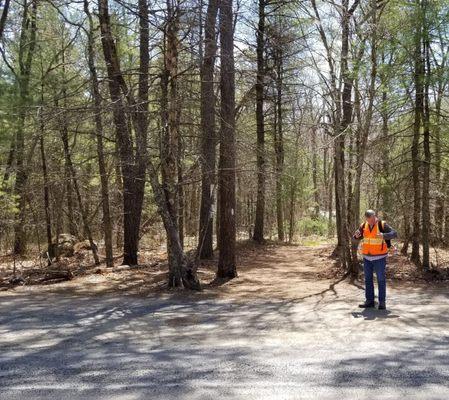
[39,103,52,264]
[274,45,285,241]
[13,0,38,255]
[311,127,319,219]
[334,0,356,273]
[84,0,113,267]
[411,3,423,265]
[433,88,443,243]
[59,108,100,265]
[161,0,181,250]
[421,13,431,270]
[98,0,199,287]
[97,0,147,265]
[217,0,237,279]
[198,0,218,259]
[379,51,393,218]
[253,0,265,243]
[444,170,449,246]
[0,0,10,41]
[349,3,377,272]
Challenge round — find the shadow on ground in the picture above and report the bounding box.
[1,283,449,399]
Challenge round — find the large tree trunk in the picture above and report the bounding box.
[253,0,265,243]
[198,0,218,259]
[161,0,181,250]
[13,0,38,255]
[147,163,201,289]
[334,0,356,273]
[97,0,199,288]
[97,0,147,265]
[0,0,10,41]
[217,0,237,279]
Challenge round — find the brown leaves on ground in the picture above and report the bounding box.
[1,240,448,297]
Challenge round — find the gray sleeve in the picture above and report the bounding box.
[382,223,398,240]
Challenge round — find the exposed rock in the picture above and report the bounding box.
[41,235,98,262]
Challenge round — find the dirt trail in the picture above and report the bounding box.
[2,242,445,300]
[0,243,341,299]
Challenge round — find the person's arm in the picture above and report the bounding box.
[380,222,397,240]
[351,225,364,243]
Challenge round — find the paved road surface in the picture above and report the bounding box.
[1,278,448,399]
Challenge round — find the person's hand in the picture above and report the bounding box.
[354,229,361,239]
[376,232,384,238]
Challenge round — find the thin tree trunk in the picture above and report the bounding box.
[349,2,377,272]
[421,10,431,270]
[311,127,319,219]
[198,0,218,259]
[444,169,449,246]
[253,0,265,243]
[411,3,423,265]
[433,88,443,243]
[39,103,52,263]
[379,50,393,217]
[84,0,113,267]
[274,45,285,241]
[59,110,100,265]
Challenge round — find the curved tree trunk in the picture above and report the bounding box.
[98,0,148,266]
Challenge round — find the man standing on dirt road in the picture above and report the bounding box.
[352,209,397,310]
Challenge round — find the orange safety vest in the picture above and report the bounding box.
[361,220,389,256]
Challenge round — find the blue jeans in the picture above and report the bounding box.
[363,257,386,304]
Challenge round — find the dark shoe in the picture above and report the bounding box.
[358,301,375,308]
[378,303,386,310]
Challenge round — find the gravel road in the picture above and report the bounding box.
[1,278,448,399]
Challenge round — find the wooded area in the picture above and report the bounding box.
[1,0,449,289]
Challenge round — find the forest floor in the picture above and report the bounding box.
[1,242,449,399]
[1,238,449,295]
